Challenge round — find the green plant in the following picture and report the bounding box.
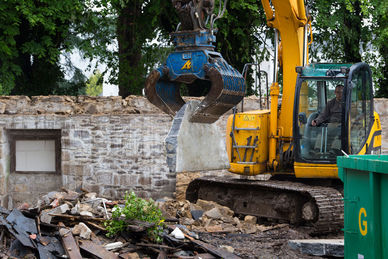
[104,191,165,243]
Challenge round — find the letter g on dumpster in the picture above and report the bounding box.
[358,207,367,236]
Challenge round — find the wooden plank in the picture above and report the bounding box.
[190,239,241,259]
[58,225,82,259]
[49,214,105,222]
[85,221,106,231]
[176,227,241,259]
[136,242,178,251]
[79,240,119,259]
[156,250,167,259]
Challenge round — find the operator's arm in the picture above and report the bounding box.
[312,100,333,126]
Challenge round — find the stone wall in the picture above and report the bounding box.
[0,95,386,208]
[0,96,175,208]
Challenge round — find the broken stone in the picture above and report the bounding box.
[171,227,185,239]
[220,245,235,253]
[18,203,30,210]
[72,223,92,239]
[80,211,94,217]
[190,203,202,211]
[217,206,234,218]
[221,216,234,224]
[205,225,223,233]
[196,199,216,211]
[196,200,234,218]
[79,203,93,212]
[40,211,52,224]
[39,191,66,207]
[84,192,97,200]
[243,224,257,234]
[244,215,257,225]
[71,202,80,215]
[191,210,203,220]
[41,204,70,224]
[221,223,238,233]
[55,204,70,214]
[181,218,195,226]
[63,190,80,201]
[104,241,124,251]
[50,199,60,208]
[204,208,222,220]
[233,217,241,226]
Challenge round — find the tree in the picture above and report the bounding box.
[86,70,103,96]
[0,0,87,95]
[309,0,364,63]
[80,0,177,97]
[215,0,271,96]
[309,0,388,96]
[371,0,388,97]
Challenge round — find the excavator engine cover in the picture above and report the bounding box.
[145,1,245,123]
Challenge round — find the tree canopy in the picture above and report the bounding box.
[0,0,386,97]
[0,0,87,95]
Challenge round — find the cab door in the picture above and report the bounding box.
[345,63,374,154]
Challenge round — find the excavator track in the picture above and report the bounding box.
[186,177,343,234]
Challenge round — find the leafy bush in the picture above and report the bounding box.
[105,191,164,242]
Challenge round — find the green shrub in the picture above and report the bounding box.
[104,191,165,242]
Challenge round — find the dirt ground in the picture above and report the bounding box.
[200,225,343,258]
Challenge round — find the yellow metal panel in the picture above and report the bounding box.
[357,111,382,155]
[226,111,270,175]
[294,162,339,178]
[229,162,267,176]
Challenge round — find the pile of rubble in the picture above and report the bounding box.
[158,199,287,235]
[0,189,245,258]
[0,189,289,258]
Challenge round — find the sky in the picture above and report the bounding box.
[61,50,119,96]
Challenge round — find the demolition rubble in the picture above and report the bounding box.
[0,188,333,259]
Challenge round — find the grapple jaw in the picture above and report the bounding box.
[145,0,245,123]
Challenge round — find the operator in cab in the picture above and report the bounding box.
[311,85,343,127]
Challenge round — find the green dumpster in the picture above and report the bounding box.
[338,155,388,259]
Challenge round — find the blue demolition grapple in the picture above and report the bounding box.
[145,0,245,123]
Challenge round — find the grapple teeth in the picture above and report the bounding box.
[145,70,185,116]
[145,30,245,123]
[189,66,245,123]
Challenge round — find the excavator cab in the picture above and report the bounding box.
[294,63,382,177]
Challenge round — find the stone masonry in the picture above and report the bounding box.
[0,96,176,208]
[0,95,386,208]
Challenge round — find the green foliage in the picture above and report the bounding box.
[105,191,165,243]
[215,0,271,95]
[76,0,177,97]
[54,68,87,96]
[0,0,88,95]
[86,70,103,96]
[1,0,386,97]
[309,0,388,96]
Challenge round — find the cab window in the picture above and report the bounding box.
[297,79,344,161]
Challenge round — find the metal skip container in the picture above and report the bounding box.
[338,155,388,259]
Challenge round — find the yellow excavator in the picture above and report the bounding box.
[146,0,382,233]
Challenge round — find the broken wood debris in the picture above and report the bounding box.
[0,189,249,258]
